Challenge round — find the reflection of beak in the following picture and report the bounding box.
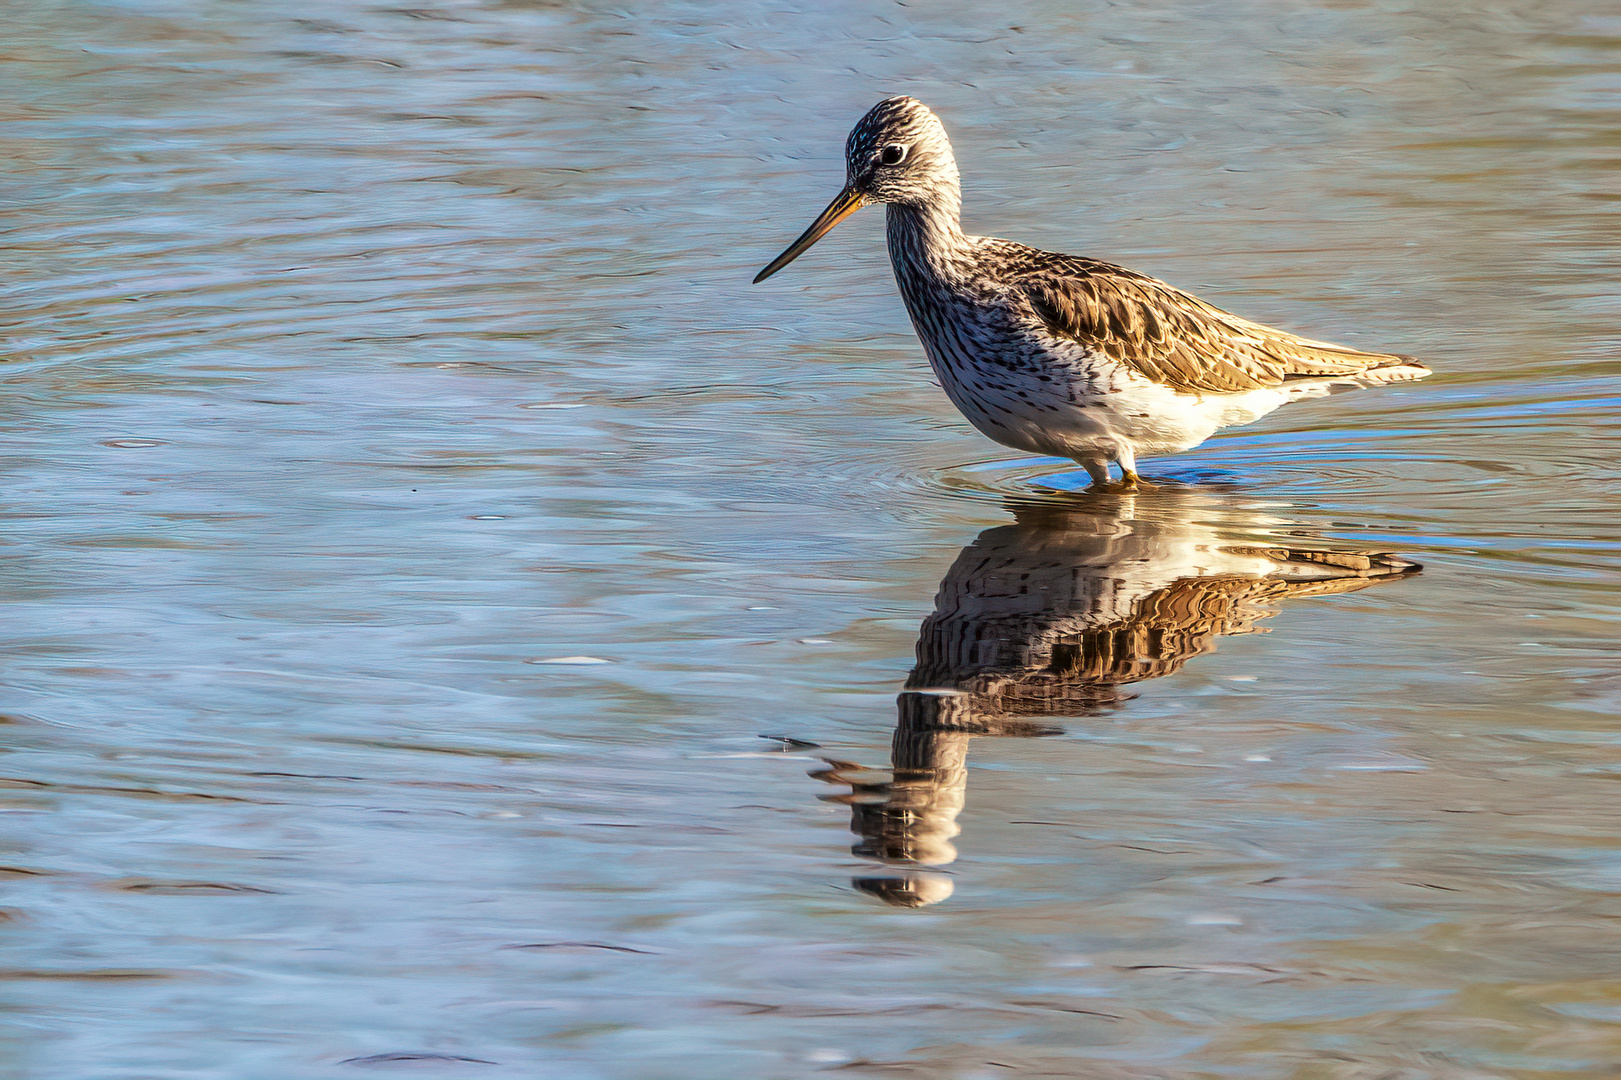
[753,187,866,283]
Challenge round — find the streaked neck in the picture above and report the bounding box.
[885,188,968,276]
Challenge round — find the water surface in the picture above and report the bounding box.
[3,1,1620,1077]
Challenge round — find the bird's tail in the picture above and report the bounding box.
[1350,360,1431,385]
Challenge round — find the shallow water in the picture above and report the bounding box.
[2,0,1620,1076]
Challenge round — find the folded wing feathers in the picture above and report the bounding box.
[1025,264,1419,395]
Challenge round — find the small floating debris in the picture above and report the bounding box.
[797,638,834,645]
[100,439,167,449]
[517,402,587,410]
[525,656,611,665]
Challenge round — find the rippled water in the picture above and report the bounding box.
[3,1,1620,1076]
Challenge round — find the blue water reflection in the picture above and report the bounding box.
[1,1,1619,1077]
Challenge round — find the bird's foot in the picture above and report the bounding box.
[1088,471,1149,494]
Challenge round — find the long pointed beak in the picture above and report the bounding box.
[753,187,867,284]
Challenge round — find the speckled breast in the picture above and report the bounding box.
[892,270,1120,459]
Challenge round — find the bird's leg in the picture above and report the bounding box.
[1081,447,1149,494]
[1081,459,1134,494]
[1114,445,1142,490]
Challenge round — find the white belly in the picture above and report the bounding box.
[926,339,1294,464]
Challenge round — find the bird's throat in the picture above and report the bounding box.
[885,194,968,281]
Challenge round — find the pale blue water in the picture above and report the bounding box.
[3,1,1620,1077]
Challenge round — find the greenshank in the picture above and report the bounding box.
[756,97,1430,490]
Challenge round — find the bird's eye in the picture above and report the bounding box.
[878,144,908,166]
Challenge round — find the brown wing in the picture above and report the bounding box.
[1022,259,1420,394]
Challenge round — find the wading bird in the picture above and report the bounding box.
[756,97,1429,490]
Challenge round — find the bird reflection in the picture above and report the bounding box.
[811,489,1419,907]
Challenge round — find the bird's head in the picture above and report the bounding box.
[755,96,959,283]
[843,96,958,206]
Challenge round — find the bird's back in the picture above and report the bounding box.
[981,239,1430,395]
